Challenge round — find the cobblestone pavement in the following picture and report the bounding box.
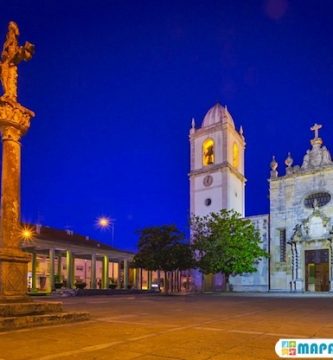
[0,293,332,360]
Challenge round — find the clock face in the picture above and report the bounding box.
[203,175,213,187]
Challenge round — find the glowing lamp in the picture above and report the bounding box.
[20,226,34,242]
[97,216,110,229]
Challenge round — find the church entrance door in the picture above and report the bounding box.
[305,249,329,292]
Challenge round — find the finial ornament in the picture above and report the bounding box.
[270,155,278,178]
[310,123,323,146]
[285,152,294,175]
[0,21,35,102]
[285,152,293,167]
[191,117,195,129]
[270,155,278,171]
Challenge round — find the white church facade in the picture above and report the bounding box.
[190,103,333,292]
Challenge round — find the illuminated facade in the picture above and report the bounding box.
[190,104,333,292]
[269,124,333,292]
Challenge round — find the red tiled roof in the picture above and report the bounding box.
[24,224,134,255]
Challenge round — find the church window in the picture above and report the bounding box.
[279,229,286,262]
[232,142,239,168]
[205,198,212,206]
[304,192,331,209]
[202,139,215,166]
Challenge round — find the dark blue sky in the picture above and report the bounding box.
[2,0,333,251]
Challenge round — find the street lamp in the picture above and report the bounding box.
[96,216,116,246]
[20,225,35,245]
[97,216,110,229]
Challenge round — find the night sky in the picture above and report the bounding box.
[2,0,333,252]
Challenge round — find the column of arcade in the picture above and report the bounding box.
[29,251,132,291]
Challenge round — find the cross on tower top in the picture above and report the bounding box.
[310,123,322,139]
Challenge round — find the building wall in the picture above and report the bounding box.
[192,171,224,216]
[270,167,333,290]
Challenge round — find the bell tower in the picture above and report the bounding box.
[189,103,246,291]
[189,103,246,219]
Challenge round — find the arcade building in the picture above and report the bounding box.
[21,225,155,293]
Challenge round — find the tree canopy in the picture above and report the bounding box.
[133,225,195,272]
[191,209,268,283]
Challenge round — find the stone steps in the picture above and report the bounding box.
[0,311,90,331]
[0,301,63,316]
[0,300,90,331]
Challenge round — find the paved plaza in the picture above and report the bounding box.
[1,293,333,359]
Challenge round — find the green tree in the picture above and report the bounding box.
[133,225,195,293]
[191,209,268,290]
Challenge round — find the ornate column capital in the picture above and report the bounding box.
[0,100,34,136]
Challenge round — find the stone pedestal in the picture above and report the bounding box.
[0,248,30,301]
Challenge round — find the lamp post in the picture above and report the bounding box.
[97,216,116,246]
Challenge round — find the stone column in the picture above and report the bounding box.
[295,243,304,291]
[91,253,96,289]
[31,252,37,292]
[66,250,73,288]
[111,261,115,280]
[117,261,121,288]
[71,254,75,287]
[148,270,152,290]
[330,245,333,292]
[123,260,128,289]
[102,255,109,289]
[327,240,333,292]
[0,20,35,301]
[0,123,32,301]
[133,268,137,289]
[289,243,295,291]
[138,268,142,290]
[57,255,62,278]
[157,270,161,290]
[140,268,143,290]
[49,248,55,292]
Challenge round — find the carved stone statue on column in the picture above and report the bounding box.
[0,21,34,103]
[0,22,35,301]
[0,22,89,329]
